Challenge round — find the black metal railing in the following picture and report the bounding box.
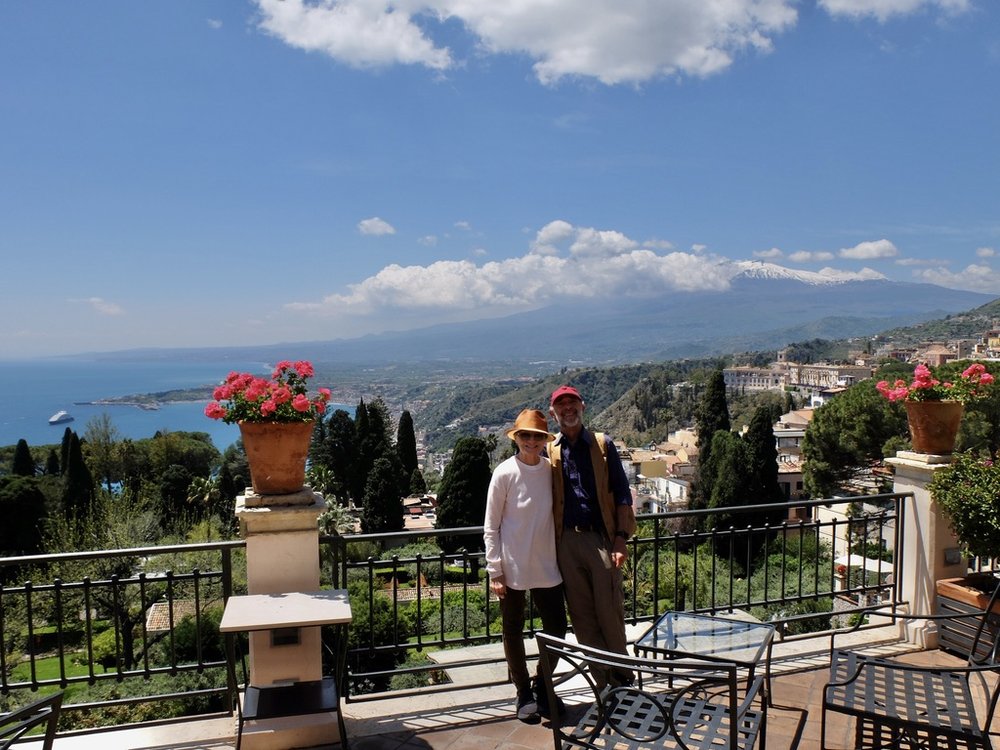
[324,493,908,698]
[1,493,909,722]
[1,542,242,724]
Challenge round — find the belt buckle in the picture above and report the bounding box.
[573,525,588,533]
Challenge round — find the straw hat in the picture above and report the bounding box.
[505,409,555,440]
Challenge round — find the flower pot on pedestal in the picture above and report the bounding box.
[239,420,315,495]
[904,400,963,455]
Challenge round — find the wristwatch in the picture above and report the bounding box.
[614,530,628,539]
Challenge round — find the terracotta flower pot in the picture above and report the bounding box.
[238,420,315,495]
[904,400,963,455]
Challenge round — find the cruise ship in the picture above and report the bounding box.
[48,410,74,425]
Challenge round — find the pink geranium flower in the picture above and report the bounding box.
[204,360,330,424]
[876,361,997,405]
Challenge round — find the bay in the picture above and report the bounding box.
[0,357,347,451]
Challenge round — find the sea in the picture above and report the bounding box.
[0,357,349,452]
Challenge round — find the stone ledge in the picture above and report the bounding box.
[241,486,324,508]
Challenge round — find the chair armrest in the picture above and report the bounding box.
[735,674,766,718]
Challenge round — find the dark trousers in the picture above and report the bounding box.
[500,584,567,692]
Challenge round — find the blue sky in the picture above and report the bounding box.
[1,0,998,359]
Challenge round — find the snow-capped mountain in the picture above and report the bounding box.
[729,260,887,286]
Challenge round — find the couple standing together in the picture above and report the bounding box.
[483,385,636,721]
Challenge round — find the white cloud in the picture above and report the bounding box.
[754,248,784,259]
[838,239,899,260]
[896,256,949,266]
[818,0,969,23]
[788,250,835,263]
[914,263,1000,293]
[207,18,223,29]
[976,246,997,258]
[454,220,472,231]
[255,0,452,71]
[531,219,575,255]
[253,0,799,84]
[281,221,907,337]
[818,266,885,281]
[252,0,968,84]
[75,297,125,316]
[418,235,439,246]
[287,221,737,321]
[358,217,396,236]
[471,247,488,256]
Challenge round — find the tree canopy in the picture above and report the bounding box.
[435,436,491,552]
[802,380,906,497]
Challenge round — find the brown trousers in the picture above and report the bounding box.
[557,529,631,686]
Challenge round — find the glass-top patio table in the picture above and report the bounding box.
[634,610,776,703]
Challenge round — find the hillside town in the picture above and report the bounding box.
[403,325,1000,533]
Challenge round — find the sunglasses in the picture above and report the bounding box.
[514,431,546,441]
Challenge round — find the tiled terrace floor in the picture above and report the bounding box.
[44,636,993,750]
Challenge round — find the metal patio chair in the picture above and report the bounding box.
[0,692,63,750]
[537,633,767,750]
[822,574,1000,749]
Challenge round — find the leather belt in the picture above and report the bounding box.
[568,524,597,533]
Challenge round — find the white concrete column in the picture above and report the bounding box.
[235,487,342,749]
[886,451,965,648]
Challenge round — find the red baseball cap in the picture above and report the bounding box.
[550,385,583,406]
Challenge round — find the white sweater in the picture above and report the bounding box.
[483,454,562,591]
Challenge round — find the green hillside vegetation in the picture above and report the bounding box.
[875,297,1000,344]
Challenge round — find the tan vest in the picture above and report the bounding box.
[550,430,619,543]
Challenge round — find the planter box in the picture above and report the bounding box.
[935,575,1000,659]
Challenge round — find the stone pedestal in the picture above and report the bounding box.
[235,487,343,749]
[886,451,965,648]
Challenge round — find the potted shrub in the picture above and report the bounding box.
[928,450,1000,654]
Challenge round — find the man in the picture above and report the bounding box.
[548,384,635,688]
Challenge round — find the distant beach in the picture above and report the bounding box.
[0,357,348,451]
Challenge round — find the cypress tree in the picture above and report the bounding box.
[360,453,405,533]
[350,399,370,503]
[744,406,783,506]
[692,368,730,510]
[11,439,35,476]
[409,467,427,496]
[396,410,419,480]
[323,409,357,505]
[435,436,491,553]
[62,431,95,518]
[44,449,60,476]
[60,427,73,474]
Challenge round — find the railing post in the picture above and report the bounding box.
[886,451,965,648]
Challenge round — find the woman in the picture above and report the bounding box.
[484,408,567,721]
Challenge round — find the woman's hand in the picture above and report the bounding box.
[490,575,507,598]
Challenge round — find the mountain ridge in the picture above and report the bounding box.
[73,272,996,368]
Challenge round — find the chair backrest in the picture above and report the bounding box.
[967,573,1000,666]
[0,692,64,750]
[536,633,764,750]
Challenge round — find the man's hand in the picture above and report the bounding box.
[611,537,628,568]
[490,575,507,598]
